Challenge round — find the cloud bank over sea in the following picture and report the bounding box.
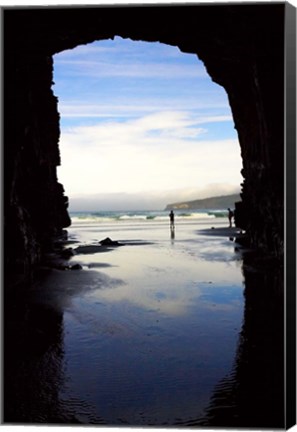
[68,184,241,211]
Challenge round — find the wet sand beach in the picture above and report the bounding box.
[4,216,284,427]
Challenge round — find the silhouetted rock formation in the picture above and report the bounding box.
[4,3,289,284]
[99,237,123,246]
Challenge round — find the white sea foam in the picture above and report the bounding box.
[69,210,226,225]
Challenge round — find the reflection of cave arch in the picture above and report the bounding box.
[4,4,291,280]
[201,260,284,428]
[173,259,285,428]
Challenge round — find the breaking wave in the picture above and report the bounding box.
[70,210,228,224]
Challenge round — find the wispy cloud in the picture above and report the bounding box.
[59,111,231,149]
[55,58,208,79]
[57,101,233,119]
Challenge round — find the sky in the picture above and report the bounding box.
[53,37,243,211]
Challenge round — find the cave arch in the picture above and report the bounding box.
[3,4,288,282]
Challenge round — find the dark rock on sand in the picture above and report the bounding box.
[69,264,83,270]
[73,239,123,255]
[99,237,123,246]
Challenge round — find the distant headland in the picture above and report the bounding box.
[164,193,241,210]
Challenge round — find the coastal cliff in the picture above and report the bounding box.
[165,194,241,210]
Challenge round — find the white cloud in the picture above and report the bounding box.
[57,101,232,118]
[57,111,242,205]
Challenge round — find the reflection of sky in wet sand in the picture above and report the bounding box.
[70,225,243,317]
[60,220,244,425]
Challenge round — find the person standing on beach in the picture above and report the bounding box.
[227,208,234,228]
[169,210,175,229]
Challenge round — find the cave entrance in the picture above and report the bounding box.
[4,6,289,426]
[53,36,242,214]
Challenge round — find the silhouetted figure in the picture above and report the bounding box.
[228,208,234,228]
[169,210,175,228]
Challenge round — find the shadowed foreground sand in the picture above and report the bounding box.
[4,218,283,427]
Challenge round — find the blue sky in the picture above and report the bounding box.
[53,37,242,211]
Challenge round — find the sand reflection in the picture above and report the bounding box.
[71,237,243,317]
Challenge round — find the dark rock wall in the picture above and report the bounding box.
[4,36,71,285]
[223,56,284,255]
[4,4,285,284]
[178,255,284,428]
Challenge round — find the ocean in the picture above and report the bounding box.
[69,208,228,224]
